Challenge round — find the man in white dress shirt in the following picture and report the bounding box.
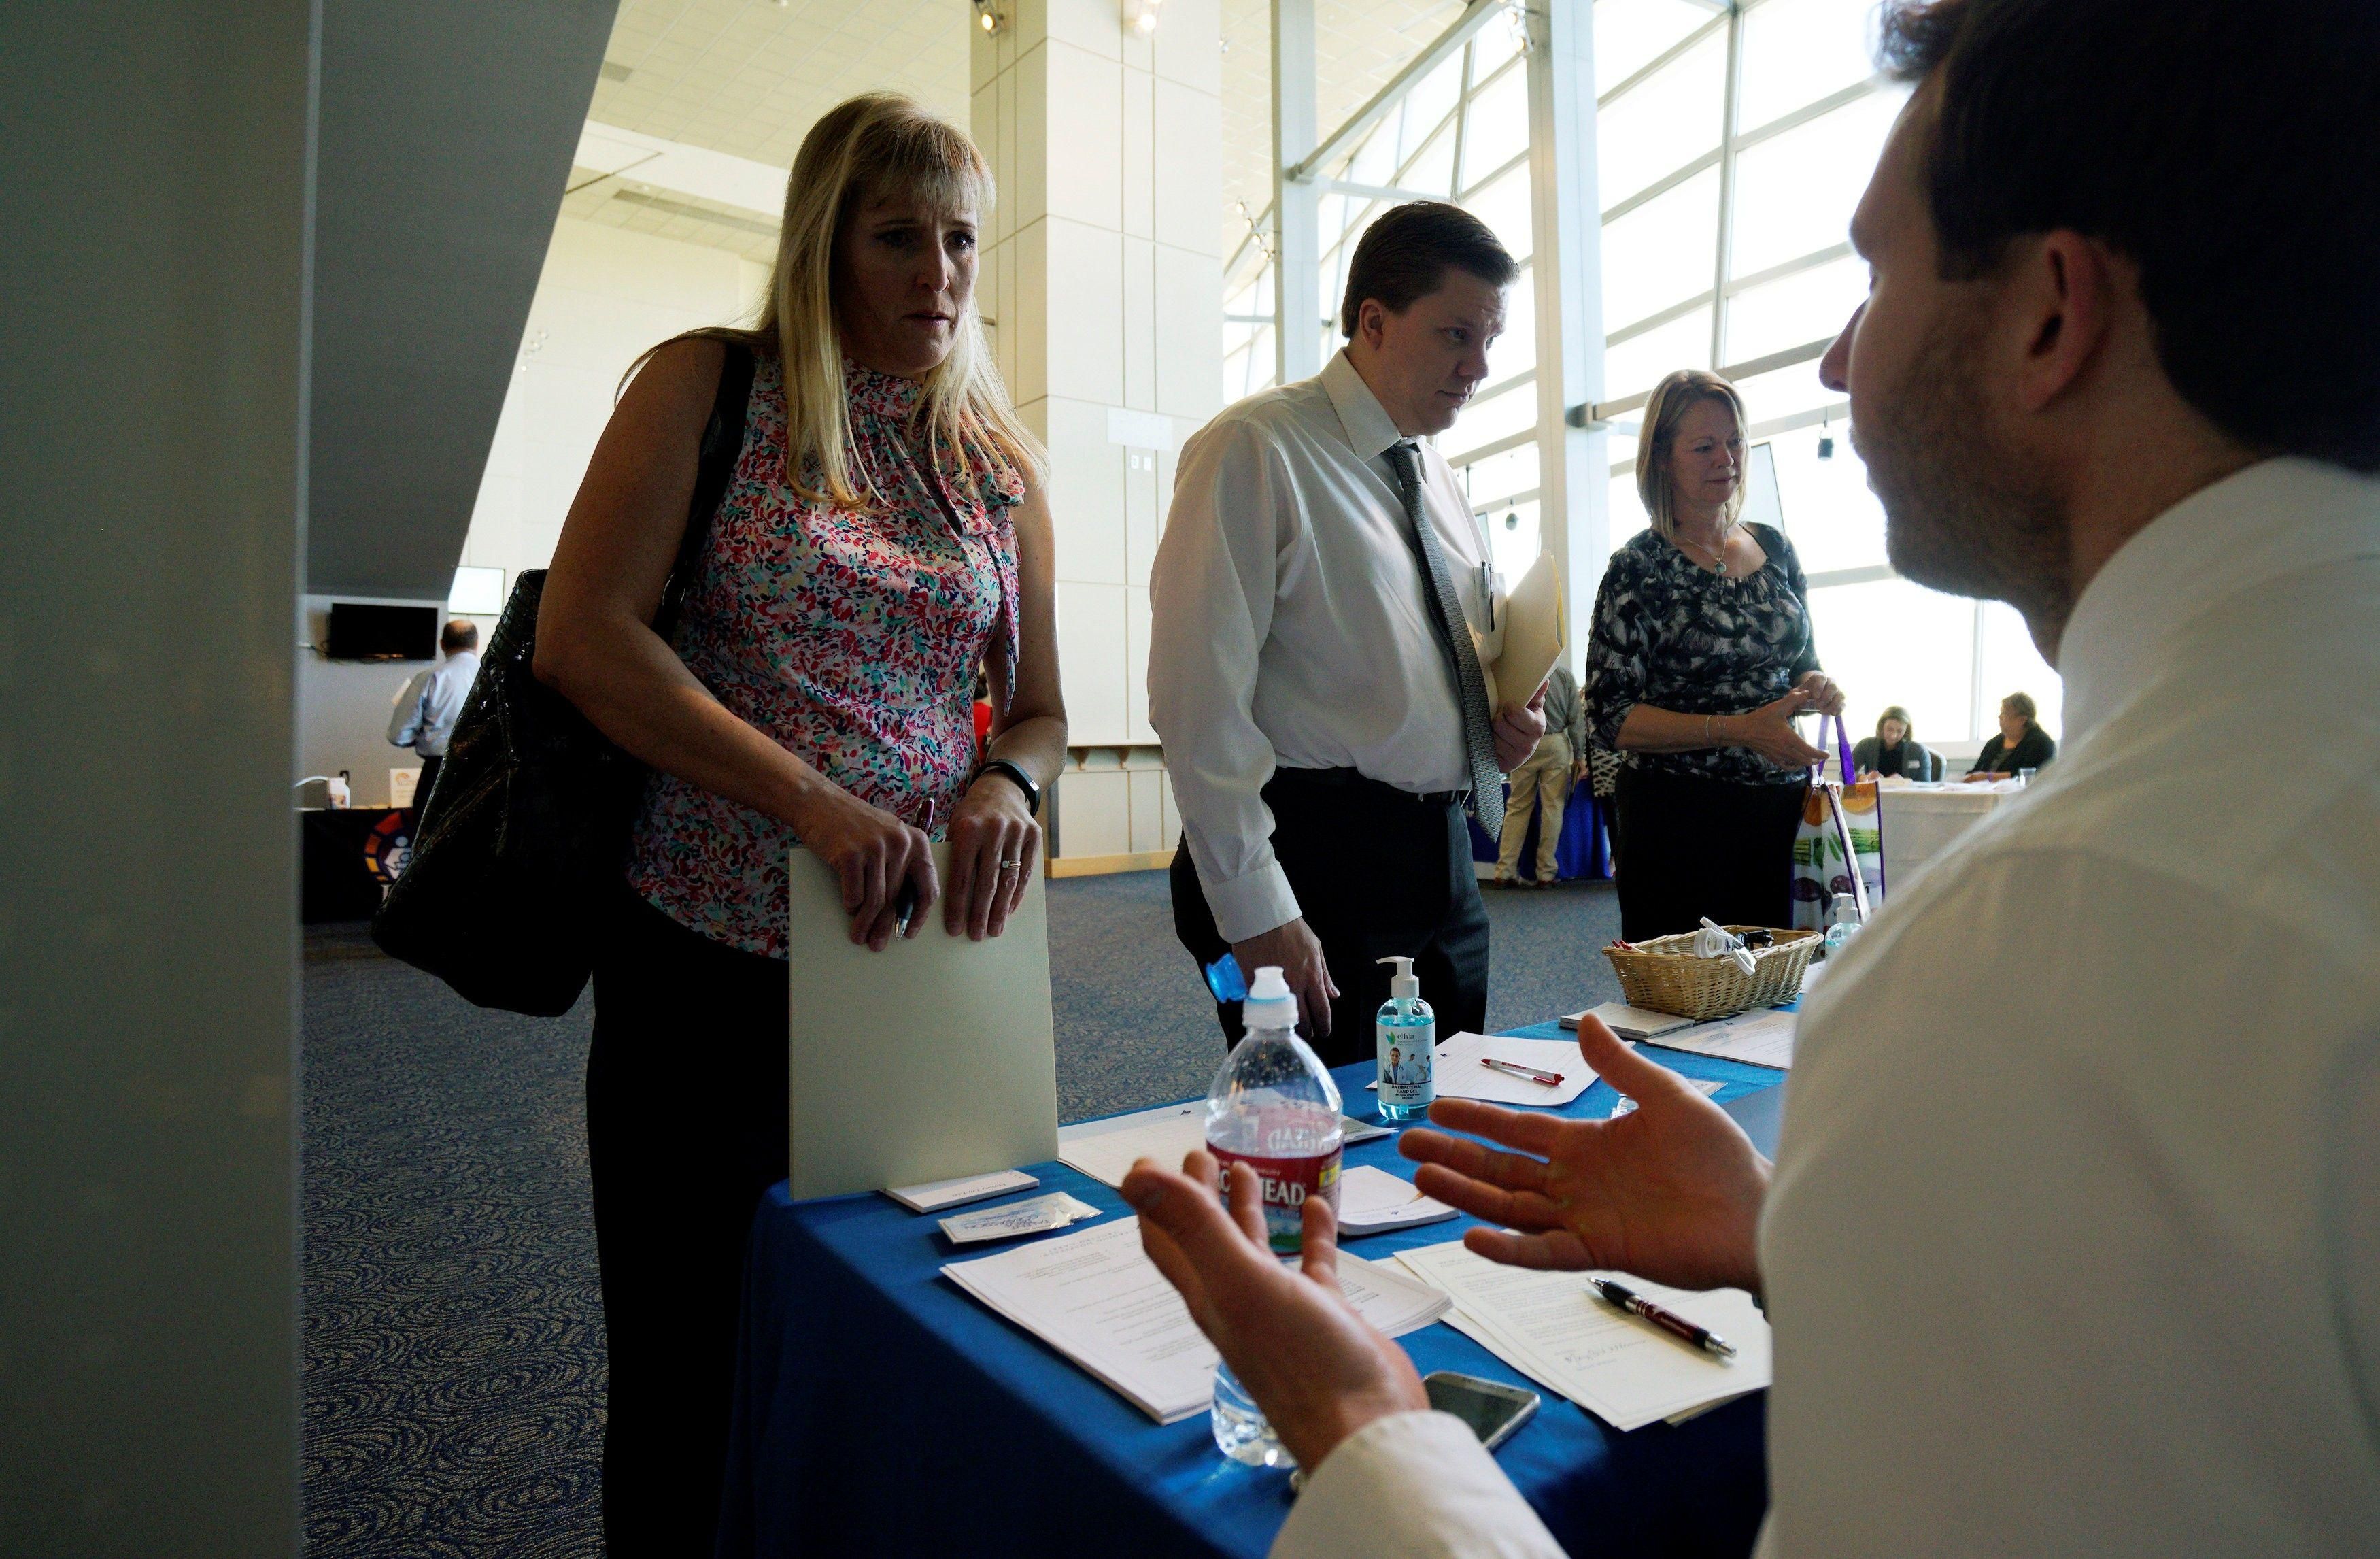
[1123,0,2380,1552]
[386,618,480,808]
[1151,203,1546,1063]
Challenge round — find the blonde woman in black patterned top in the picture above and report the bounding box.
[1583,369,1847,939]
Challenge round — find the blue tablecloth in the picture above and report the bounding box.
[719,1027,1779,1558]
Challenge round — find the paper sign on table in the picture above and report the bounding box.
[1645,1008,1797,1071]
[1431,1033,1596,1106]
[1561,1001,1693,1039]
[1057,1101,1389,1189]
[1393,1239,1769,1431]
[942,1216,1449,1423]
[1334,1165,1457,1237]
[938,1191,1102,1245]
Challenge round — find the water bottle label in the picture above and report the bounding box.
[1377,1022,1435,1106]
[1210,1145,1342,1252]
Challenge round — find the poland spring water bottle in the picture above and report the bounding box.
[1203,965,1344,1252]
[1206,965,1342,1467]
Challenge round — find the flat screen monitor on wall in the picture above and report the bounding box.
[326,603,437,661]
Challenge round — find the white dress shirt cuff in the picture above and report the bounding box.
[1204,859,1304,947]
[1271,1411,1565,1559]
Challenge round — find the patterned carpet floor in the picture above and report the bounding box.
[299,871,1622,1556]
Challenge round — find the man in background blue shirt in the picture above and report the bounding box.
[386,619,479,809]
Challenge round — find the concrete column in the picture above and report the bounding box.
[1271,0,1321,384]
[1527,0,1611,673]
[974,0,1223,865]
[0,1,311,1551]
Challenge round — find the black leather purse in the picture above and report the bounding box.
[372,341,755,1015]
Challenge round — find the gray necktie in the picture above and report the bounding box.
[1384,440,1504,838]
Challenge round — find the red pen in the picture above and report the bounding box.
[1479,1056,1563,1087]
[1589,1276,1737,1357]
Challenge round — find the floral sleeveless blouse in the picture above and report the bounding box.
[627,348,1023,958]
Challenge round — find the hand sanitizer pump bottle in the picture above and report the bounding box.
[1374,956,1435,1123]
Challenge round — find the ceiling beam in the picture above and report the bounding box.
[1286,0,1506,185]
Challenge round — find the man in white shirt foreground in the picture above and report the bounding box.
[1124,0,2380,1552]
[1151,202,1546,1064]
[386,618,481,809]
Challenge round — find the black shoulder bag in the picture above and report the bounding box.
[372,341,756,1016]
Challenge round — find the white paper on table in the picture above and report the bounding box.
[938,1191,1103,1244]
[1431,1033,1596,1106]
[1645,1008,1797,1071]
[942,1216,1449,1423]
[1334,1164,1457,1235]
[1392,1240,1769,1431]
[1561,1001,1693,1039]
[1056,1101,1387,1188]
[885,1168,1042,1213]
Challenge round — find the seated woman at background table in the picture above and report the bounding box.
[1963,690,2056,780]
[1853,704,1937,780]
[534,93,1066,1552]
[1582,369,1846,940]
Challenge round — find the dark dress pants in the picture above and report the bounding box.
[1170,768,1491,1069]
[1612,764,1808,941]
[587,891,789,1558]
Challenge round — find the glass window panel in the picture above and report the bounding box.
[1398,50,1465,165]
[1446,379,1537,465]
[1979,601,2063,739]
[1472,17,1521,83]
[1399,122,1458,198]
[1463,161,1535,265]
[1763,422,1883,575]
[1493,269,1536,380]
[1344,118,1399,188]
[1731,358,1837,428]
[1609,473,1652,556]
[1458,441,1538,509]
[1462,63,1531,191]
[1729,90,1903,277]
[1805,578,1976,746]
[1480,498,1542,582]
[1597,31,1726,209]
[1607,426,1639,475]
[1317,191,1354,256]
[1595,0,1717,98]
[1739,0,1884,131]
[1604,308,1713,403]
[1724,252,1867,364]
[1601,165,1720,332]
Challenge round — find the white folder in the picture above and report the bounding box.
[785,843,1059,1199]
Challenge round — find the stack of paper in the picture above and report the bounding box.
[1647,1008,1796,1070]
[943,1216,1450,1423]
[1431,1032,1597,1106]
[1393,1240,1769,1431]
[1057,1101,1388,1189]
[1561,1002,1693,1039]
[884,1169,1041,1213]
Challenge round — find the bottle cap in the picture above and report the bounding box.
[1244,965,1296,1029]
[1375,955,1418,999]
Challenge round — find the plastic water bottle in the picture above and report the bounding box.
[1202,965,1344,1252]
[1205,965,1343,1469]
[1822,891,1863,953]
[1374,955,1435,1123]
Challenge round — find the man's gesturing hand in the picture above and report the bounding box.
[1397,1018,1771,1295]
[1122,1150,1428,1472]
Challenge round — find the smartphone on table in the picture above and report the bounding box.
[1423,1370,1540,1452]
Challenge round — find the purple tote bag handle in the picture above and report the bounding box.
[1807,711,1855,786]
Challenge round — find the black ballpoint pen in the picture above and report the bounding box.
[1589,1276,1737,1358]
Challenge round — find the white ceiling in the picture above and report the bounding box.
[566,0,1471,261]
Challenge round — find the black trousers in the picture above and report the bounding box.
[588,891,789,1558]
[413,753,442,812]
[1170,768,1491,1068]
[1613,765,1807,941]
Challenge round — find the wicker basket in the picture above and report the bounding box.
[1601,926,1821,1022]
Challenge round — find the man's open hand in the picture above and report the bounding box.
[1122,1150,1428,1471]
[1397,1018,1771,1294]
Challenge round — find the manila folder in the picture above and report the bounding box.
[1486,550,1565,711]
[785,843,1059,1199]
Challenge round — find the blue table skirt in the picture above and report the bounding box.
[1469,786,1612,881]
[719,1028,1778,1558]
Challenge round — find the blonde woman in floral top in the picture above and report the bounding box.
[535,95,1065,1552]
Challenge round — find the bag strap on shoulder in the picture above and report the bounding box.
[653,339,756,640]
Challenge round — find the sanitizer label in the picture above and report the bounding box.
[1210,1146,1342,1252]
[1378,1022,1436,1107]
